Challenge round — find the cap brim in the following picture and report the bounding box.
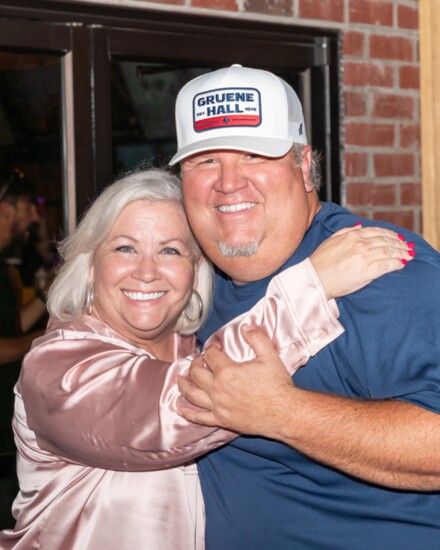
[169,136,295,166]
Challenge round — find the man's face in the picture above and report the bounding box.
[10,198,39,242]
[181,148,319,283]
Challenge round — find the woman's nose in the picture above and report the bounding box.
[132,256,160,282]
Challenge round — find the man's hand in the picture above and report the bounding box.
[178,326,293,436]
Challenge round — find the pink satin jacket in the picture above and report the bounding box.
[0,259,343,550]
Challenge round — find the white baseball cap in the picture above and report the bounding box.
[169,64,307,166]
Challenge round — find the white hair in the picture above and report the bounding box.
[291,143,322,191]
[219,240,259,258]
[47,168,213,335]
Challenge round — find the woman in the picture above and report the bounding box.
[0,169,412,549]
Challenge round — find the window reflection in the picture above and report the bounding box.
[111,62,210,172]
[0,52,63,243]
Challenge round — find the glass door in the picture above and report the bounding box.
[0,51,63,247]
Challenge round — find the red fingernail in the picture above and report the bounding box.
[401,259,408,265]
[398,234,405,241]
[354,222,362,227]
[407,242,415,249]
[408,250,416,257]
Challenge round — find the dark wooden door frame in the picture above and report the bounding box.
[0,1,342,221]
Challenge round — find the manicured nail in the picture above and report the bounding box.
[398,234,405,241]
[354,222,362,227]
[401,259,408,265]
[407,242,415,249]
[408,250,416,257]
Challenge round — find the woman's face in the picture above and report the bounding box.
[90,199,197,358]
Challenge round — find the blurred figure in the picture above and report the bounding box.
[0,169,48,527]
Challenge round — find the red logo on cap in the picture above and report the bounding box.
[193,88,262,133]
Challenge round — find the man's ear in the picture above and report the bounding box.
[300,145,314,193]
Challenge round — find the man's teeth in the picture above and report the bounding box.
[123,291,165,301]
[217,202,256,213]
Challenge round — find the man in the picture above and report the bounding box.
[172,65,440,548]
[0,170,47,526]
[0,170,46,364]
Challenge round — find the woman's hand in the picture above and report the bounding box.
[310,225,415,300]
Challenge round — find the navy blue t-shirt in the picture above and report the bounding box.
[197,202,440,550]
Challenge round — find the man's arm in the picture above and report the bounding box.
[179,328,440,491]
[0,331,45,364]
[20,296,47,333]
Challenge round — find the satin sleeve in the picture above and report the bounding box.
[21,258,343,471]
[206,258,344,374]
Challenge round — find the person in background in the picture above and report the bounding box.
[0,169,48,528]
[0,168,410,548]
[173,64,440,549]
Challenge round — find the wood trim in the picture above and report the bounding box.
[420,0,440,249]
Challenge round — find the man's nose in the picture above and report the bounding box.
[214,162,248,194]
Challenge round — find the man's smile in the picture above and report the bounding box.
[216,202,257,213]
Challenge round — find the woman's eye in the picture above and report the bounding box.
[161,247,181,255]
[115,245,135,253]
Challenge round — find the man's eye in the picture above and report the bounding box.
[161,247,181,255]
[197,157,216,166]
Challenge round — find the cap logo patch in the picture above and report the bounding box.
[193,87,261,132]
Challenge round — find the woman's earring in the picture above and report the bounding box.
[84,284,95,315]
[186,289,203,322]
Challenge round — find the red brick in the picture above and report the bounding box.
[150,0,184,5]
[399,65,420,89]
[345,152,368,177]
[398,5,419,30]
[193,0,237,7]
[370,35,414,62]
[343,61,394,87]
[344,91,367,117]
[401,183,422,206]
[372,210,415,231]
[372,94,414,119]
[347,182,397,206]
[346,182,373,205]
[244,0,292,15]
[299,0,344,21]
[345,122,394,147]
[344,31,366,57]
[400,124,420,149]
[374,153,414,177]
[349,0,393,26]
[372,183,397,206]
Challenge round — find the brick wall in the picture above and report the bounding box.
[106,0,422,231]
[341,0,420,231]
